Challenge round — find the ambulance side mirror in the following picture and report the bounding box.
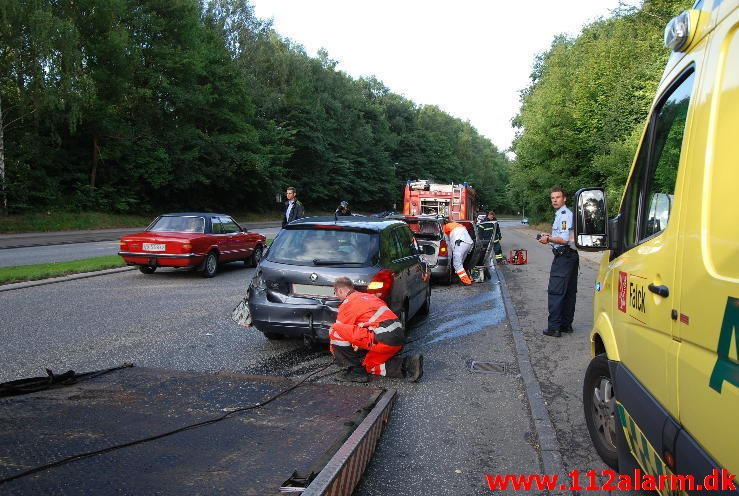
[574,188,610,252]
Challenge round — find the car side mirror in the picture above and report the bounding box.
[574,188,609,251]
[421,245,435,255]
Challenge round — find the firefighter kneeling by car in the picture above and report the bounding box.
[329,277,423,383]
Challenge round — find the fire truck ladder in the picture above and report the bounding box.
[451,185,463,219]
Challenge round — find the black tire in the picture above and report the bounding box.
[441,266,453,286]
[583,354,619,470]
[246,245,263,268]
[201,251,218,278]
[418,285,431,315]
[399,305,409,335]
[138,265,156,274]
[263,332,283,340]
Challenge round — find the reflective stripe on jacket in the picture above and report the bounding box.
[330,291,404,348]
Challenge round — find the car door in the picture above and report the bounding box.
[393,226,423,316]
[210,217,230,260]
[611,69,696,422]
[221,216,248,261]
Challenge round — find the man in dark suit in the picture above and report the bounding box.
[282,186,305,228]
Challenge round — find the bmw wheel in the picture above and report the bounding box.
[583,354,619,470]
[201,252,218,278]
[247,246,263,268]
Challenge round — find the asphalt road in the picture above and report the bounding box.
[1,246,546,495]
[0,226,281,267]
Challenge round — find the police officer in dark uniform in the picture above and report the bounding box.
[538,188,578,337]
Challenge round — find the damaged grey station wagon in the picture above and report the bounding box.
[246,216,432,346]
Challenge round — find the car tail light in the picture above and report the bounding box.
[439,239,448,256]
[366,269,394,302]
[182,243,192,252]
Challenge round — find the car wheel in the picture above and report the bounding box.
[583,354,619,470]
[263,331,283,340]
[418,285,431,315]
[247,246,263,268]
[399,305,409,334]
[138,265,156,274]
[201,251,218,278]
[441,266,453,286]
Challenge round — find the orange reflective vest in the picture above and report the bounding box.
[330,291,404,348]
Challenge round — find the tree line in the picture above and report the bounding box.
[508,0,692,222]
[0,0,510,216]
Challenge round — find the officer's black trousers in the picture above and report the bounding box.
[547,251,579,331]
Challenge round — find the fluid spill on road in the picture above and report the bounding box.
[417,268,507,345]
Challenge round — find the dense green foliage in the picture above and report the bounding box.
[0,0,509,215]
[509,0,692,222]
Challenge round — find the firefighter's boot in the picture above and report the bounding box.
[457,269,473,285]
[402,354,424,382]
[336,366,369,383]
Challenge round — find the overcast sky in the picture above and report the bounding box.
[250,0,640,152]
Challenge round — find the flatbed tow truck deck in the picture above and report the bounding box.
[0,366,395,495]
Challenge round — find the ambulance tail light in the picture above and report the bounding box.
[439,239,448,256]
[367,269,394,302]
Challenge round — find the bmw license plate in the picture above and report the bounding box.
[143,243,165,252]
[292,284,334,297]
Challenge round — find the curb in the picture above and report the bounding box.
[0,266,135,292]
[493,263,567,485]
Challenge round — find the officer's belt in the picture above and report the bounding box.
[552,245,576,257]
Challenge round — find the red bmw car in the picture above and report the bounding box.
[118,213,267,277]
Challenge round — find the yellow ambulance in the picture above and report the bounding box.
[574,1,738,493]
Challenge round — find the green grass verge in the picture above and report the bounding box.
[0,212,155,234]
[0,255,127,285]
[0,210,339,233]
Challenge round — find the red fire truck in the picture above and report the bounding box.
[402,180,477,221]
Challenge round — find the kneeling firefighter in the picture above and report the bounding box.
[442,219,473,285]
[329,277,423,383]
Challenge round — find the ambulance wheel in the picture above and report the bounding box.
[583,354,619,470]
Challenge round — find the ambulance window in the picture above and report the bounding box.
[622,70,694,246]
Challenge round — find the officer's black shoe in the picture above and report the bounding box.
[403,354,424,382]
[561,325,574,334]
[336,366,369,383]
[543,328,561,338]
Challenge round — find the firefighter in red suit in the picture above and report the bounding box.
[329,277,423,383]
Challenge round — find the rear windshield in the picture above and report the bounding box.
[267,228,379,266]
[401,220,441,239]
[148,216,205,233]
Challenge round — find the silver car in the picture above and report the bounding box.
[246,216,431,346]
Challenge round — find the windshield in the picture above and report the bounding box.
[266,228,378,266]
[403,219,441,239]
[148,216,205,233]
